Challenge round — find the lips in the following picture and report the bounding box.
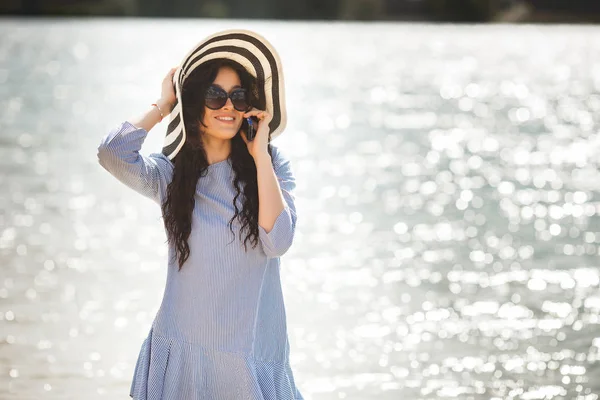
[214,116,236,125]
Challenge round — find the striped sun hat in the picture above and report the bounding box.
[161,29,287,160]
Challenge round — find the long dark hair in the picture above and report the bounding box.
[161,59,272,270]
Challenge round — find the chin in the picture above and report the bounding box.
[224,132,242,140]
[205,127,241,140]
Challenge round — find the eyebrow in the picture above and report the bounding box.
[214,84,242,91]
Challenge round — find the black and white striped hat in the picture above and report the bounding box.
[162,29,287,160]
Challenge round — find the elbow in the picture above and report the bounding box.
[258,207,297,258]
[97,122,142,169]
[97,142,115,171]
[97,142,107,163]
[263,233,294,259]
[96,133,135,171]
[97,139,128,175]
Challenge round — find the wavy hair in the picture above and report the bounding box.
[161,59,272,270]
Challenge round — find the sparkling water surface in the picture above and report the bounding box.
[1,18,600,400]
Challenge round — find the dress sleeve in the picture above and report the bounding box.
[97,121,174,205]
[258,145,298,258]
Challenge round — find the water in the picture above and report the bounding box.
[1,18,600,399]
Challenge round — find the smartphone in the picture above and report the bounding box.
[243,117,259,141]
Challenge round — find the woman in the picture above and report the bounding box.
[97,30,303,400]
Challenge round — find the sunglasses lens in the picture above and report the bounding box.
[205,86,227,109]
[204,86,250,111]
[231,89,249,111]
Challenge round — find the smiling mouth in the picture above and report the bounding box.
[215,117,235,123]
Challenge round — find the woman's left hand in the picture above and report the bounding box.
[241,108,272,159]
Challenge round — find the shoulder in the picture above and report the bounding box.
[269,143,292,172]
[268,143,296,186]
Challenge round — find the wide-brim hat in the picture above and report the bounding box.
[161,29,287,160]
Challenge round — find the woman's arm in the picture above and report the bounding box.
[256,145,298,258]
[97,121,173,205]
[97,68,177,204]
[128,67,177,132]
[128,97,173,133]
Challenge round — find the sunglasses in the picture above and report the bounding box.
[204,85,251,112]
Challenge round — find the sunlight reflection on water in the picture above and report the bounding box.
[1,19,600,400]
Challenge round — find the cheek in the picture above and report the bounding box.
[202,110,211,125]
[202,113,244,133]
[202,112,217,130]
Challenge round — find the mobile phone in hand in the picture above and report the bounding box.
[244,117,259,141]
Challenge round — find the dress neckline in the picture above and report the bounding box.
[208,159,230,168]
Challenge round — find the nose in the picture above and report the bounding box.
[223,96,234,110]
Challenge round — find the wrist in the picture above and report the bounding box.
[156,98,174,115]
[253,151,271,164]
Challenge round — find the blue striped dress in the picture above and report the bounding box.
[97,121,304,400]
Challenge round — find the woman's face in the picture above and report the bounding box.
[201,66,245,140]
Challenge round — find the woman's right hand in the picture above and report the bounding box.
[159,67,178,111]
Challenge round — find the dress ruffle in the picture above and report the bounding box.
[129,328,304,400]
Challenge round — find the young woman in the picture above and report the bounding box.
[97,30,303,400]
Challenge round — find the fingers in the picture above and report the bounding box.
[243,107,264,115]
[243,108,271,121]
[166,67,177,80]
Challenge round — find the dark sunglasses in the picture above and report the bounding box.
[204,85,251,112]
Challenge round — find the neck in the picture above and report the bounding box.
[201,134,231,165]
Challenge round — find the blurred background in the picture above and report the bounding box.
[2,1,600,400]
[2,0,600,22]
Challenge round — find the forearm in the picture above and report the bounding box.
[255,152,286,233]
[97,121,171,204]
[127,98,173,133]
